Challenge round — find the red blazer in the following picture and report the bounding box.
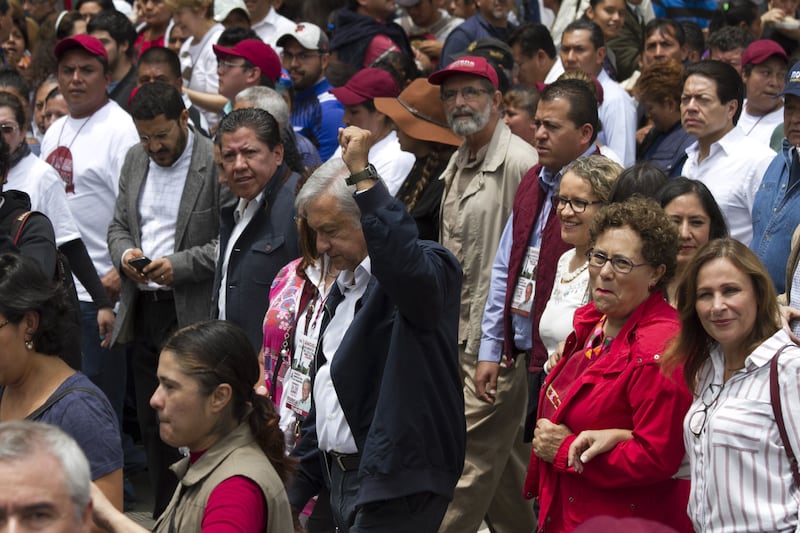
[525,291,693,532]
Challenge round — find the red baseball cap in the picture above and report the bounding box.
[213,39,281,83]
[54,34,108,61]
[329,68,400,105]
[742,39,788,67]
[428,56,499,89]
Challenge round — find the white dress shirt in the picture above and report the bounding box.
[314,257,372,454]
[597,69,637,167]
[681,126,774,244]
[135,130,193,290]
[217,190,265,319]
[685,328,800,533]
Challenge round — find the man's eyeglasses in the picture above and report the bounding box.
[440,86,492,103]
[217,59,251,71]
[552,195,603,213]
[586,250,651,275]
[280,51,322,62]
[139,121,176,145]
[0,123,18,135]
[688,383,723,437]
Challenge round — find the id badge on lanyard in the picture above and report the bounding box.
[284,296,324,417]
[510,246,539,317]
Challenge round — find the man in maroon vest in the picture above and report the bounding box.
[477,78,601,449]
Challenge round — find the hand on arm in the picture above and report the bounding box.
[779,305,800,344]
[544,341,565,374]
[568,429,634,473]
[533,418,573,463]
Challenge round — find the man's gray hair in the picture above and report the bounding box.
[0,421,91,521]
[235,86,290,131]
[295,158,361,226]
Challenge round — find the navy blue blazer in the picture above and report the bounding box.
[212,165,300,351]
[289,181,466,509]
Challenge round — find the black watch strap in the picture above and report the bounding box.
[346,164,378,186]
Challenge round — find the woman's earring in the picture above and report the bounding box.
[24,339,34,350]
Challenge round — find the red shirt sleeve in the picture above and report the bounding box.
[201,476,267,533]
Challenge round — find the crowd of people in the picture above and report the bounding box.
[0,0,800,531]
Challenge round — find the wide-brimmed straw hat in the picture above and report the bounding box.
[374,78,462,146]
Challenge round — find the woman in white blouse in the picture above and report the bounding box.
[540,155,622,371]
[664,238,800,532]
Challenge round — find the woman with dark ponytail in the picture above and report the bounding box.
[90,320,294,533]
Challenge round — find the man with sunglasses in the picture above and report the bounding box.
[277,22,344,161]
[428,56,538,533]
[458,77,600,532]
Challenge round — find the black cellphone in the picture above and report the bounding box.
[128,256,152,273]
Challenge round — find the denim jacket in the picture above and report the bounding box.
[751,139,799,294]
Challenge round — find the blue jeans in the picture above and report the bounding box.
[79,300,125,424]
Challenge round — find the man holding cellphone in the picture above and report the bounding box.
[107,82,228,517]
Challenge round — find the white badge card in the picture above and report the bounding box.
[284,370,312,416]
[284,334,316,416]
[511,246,539,317]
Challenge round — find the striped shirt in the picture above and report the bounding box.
[684,328,800,532]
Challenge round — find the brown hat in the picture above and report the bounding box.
[374,79,462,147]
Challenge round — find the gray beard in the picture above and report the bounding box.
[448,102,492,136]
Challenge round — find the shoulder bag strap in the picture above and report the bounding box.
[11,210,33,246]
[770,343,800,487]
[25,386,106,422]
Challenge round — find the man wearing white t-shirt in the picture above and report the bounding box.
[329,68,415,195]
[40,34,139,440]
[680,60,774,245]
[737,39,788,147]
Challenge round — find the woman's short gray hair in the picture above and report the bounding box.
[295,158,361,227]
[0,421,91,522]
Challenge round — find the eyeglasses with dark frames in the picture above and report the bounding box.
[688,383,723,437]
[551,195,603,213]
[0,123,19,135]
[586,250,652,275]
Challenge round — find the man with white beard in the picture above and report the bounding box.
[429,56,539,532]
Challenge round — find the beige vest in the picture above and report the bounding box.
[154,420,293,532]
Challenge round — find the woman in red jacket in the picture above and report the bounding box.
[526,197,693,532]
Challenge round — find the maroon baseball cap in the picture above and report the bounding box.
[742,39,789,67]
[329,68,400,105]
[428,56,499,89]
[213,39,281,83]
[54,34,108,61]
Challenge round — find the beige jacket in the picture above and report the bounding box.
[439,120,539,355]
[154,419,293,533]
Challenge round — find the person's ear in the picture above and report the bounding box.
[209,383,233,413]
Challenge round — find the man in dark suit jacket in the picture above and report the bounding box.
[107,82,225,516]
[288,126,465,532]
[212,108,300,352]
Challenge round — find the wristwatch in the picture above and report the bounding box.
[345,164,378,186]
